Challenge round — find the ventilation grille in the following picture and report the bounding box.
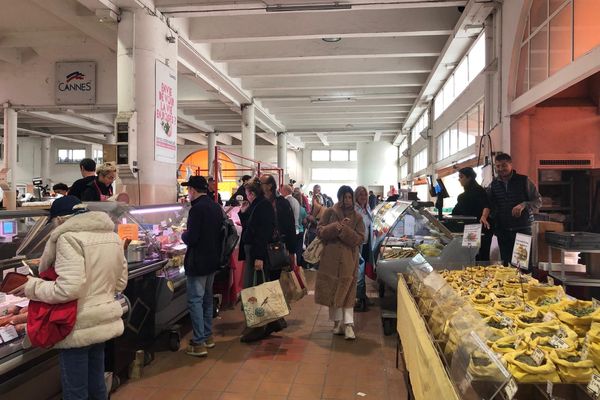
[539,159,591,166]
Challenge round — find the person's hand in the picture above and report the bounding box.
[480,215,490,230]
[512,204,525,218]
[254,259,264,271]
[342,217,351,226]
[9,280,28,297]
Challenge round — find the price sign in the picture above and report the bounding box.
[543,312,556,322]
[500,316,514,327]
[548,276,555,286]
[0,325,19,343]
[118,224,139,241]
[531,348,546,366]
[524,304,534,312]
[587,374,600,398]
[504,378,518,400]
[462,224,482,248]
[582,343,590,360]
[549,335,570,350]
[556,327,567,339]
[514,335,523,349]
[511,233,532,270]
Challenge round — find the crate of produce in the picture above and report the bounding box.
[544,232,600,250]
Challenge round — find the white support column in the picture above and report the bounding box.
[277,132,287,178]
[241,103,255,164]
[2,106,17,210]
[40,137,51,185]
[207,132,216,176]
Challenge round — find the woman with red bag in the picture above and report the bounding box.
[11,196,128,400]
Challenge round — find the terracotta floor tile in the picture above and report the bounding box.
[111,385,157,400]
[225,378,261,394]
[322,385,357,400]
[294,371,326,386]
[252,395,286,400]
[233,368,266,382]
[256,380,292,396]
[147,388,190,400]
[195,374,232,392]
[183,390,222,400]
[219,392,255,400]
[261,368,297,384]
[288,383,323,398]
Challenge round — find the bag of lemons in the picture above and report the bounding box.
[549,349,595,383]
[503,349,561,383]
[553,300,600,337]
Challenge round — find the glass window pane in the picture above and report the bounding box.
[530,0,548,34]
[530,26,549,88]
[434,93,444,119]
[468,134,476,146]
[550,0,567,14]
[516,43,530,96]
[349,150,357,161]
[443,75,455,109]
[72,149,86,161]
[468,106,479,137]
[454,58,469,98]
[479,103,485,136]
[330,150,349,161]
[449,124,458,155]
[311,150,329,161]
[312,168,356,181]
[468,35,486,80]
[443,131,450,159]
[549,3,572,76]
[458,116,469,150]
[58,149,69,162]
[574,0,600,59]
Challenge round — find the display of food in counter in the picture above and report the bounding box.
[381,247,418,260]
[407,265,600,384]
[0,296,29,344]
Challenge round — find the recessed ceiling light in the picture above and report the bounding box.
[322,37,342,43]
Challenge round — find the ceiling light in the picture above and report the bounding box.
[310,97,355,104]
[266,4,351,13]
[322,37,342,43]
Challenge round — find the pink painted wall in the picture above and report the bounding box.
[511,105,600,180]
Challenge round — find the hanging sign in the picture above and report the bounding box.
[462,224,482,248]
[55,62,96,105]
[511,233,532,270]
[155,60,177,164]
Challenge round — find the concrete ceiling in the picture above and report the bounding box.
[0,0,493,148]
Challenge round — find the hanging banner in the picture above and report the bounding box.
[155,60,177,164]
[511,233,532,270]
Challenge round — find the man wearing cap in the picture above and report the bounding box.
[181,176,224,357]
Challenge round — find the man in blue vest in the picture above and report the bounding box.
[481,153,542,265]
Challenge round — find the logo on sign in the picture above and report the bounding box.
[58,71,92,92]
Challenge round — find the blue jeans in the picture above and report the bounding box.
[59,343,107,400]
[187,273,216,344]
[357,251,366,300]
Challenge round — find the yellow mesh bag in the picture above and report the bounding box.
[527,284,565,302]
[504,350,561,383]
[549,349,595,383]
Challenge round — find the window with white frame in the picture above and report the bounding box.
[349,150,357,161]
[437,102,483,161]
[399,138,408,155]
[311,150,330,161]
[57,149,86,164]
[434,34,486,119]
[311,149,356,162]
[411,110,429,144]
[93,149,103,164]
[311,168,357,181]
[330,150,349,162]
[412,148,428,173]
[400,163,408,179]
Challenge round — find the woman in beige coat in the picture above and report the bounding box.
[314,186,365,340]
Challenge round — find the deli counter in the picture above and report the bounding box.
[0,203,191,399]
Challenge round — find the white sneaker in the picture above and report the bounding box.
[333,321,344,335]
[344,324,356,340]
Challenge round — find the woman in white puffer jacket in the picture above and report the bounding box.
[21,196,128,400]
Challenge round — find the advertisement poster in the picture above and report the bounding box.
[155,60,177,164]
[511,233,532,270]
[462,224,482,248]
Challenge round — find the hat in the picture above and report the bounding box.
[181,175,209,191]
[241,175,252,182]
[50,196,82,219]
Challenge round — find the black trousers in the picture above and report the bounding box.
[495,227,532,266]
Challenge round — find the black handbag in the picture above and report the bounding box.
[267,201,291,271]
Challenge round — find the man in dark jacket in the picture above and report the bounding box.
[181,175,224,357]
[481,153,542,265]
[68,158,96,200]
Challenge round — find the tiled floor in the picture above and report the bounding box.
[111,271,408,400]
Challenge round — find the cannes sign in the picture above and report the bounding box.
[55,62,96,105]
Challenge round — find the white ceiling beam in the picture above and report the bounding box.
[76,0,120,14]
[189,8,458,43]
[19,111,112,134]
[31,0,117,51]
[374,131,382,142]
[316,133,329,146]
[0,30,90,48]
[229,58,437,78]
[252,87,421,98]
[177,137,186,145]
[215,133,233,145]
[179,133,208,145]
[0,48,32,64]
[241,74,427,90]
[158,0,467,17]
[178,100,232,109]
[291,128,397,135]
[67,111,114,126]
[276,110,409,116]
[177,111,215,133]
[211,36,448,62]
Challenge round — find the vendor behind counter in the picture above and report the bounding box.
[81,162,116,202]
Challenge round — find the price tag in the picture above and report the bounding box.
[548,276,555,286]
[118,223,139,241]
[582,342,590,360]
[543,312,556,322]
[16,265,29,275]
[524,304,534,312]
[593,298,600,310]
[0,325,19,343]
[531,348,546,366]
[514,335,523,349]
[587,374,600,398]
[511,233,532,270]
[547,380,553,397]
[557,327,567,339]
[504,378,518,400]
[480,278,490,288]
[549,335,570,350]
[462,224,482,248]
[500,316,514,327]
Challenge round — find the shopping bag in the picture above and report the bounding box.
[241,271,289,328]
[303,237,324,264]
[280,265,308,303]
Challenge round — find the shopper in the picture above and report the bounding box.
[52,183,69,197]
[354,186,373,312]
[181,175,224,357]
[294,186,311,213]
[238,179,281,342]
[292,191,308,268]
[305,194,326,270]
[368,190,377,210]
[207,177,223,205]
[451,167,492,261]
[81,162,116,202]
[16,196,127,400]
[68,158,96,200]
[280,184,300,238]
[315,186,365,340]
[314,184,333,208]
[481,153,542,265]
